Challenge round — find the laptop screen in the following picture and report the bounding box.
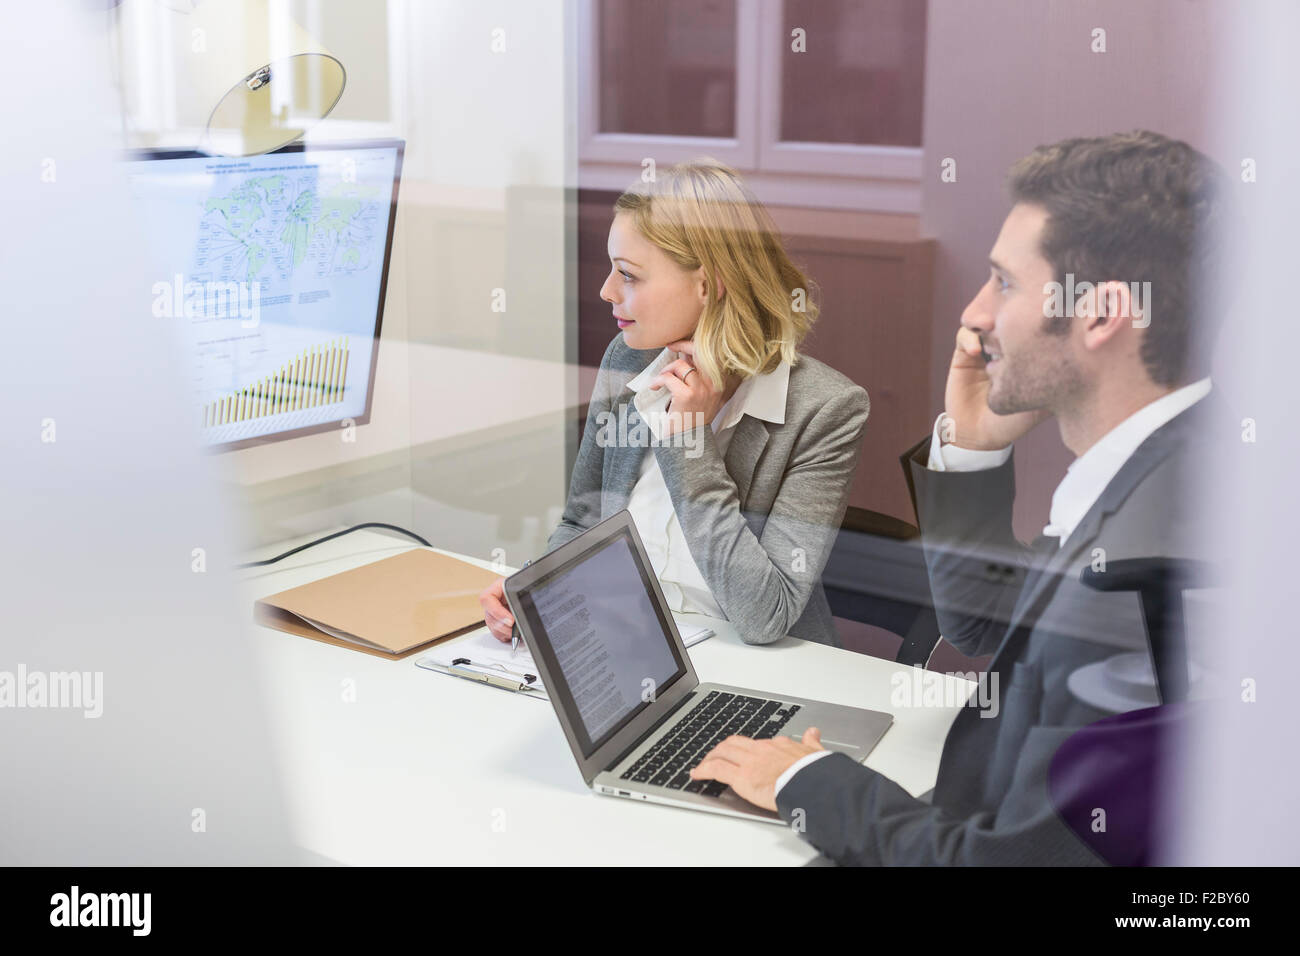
[514,528,688,756]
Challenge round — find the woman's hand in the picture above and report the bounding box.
[650,339,740,436]
[478,576,514,642]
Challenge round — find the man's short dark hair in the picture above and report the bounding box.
[1008,130,1228,387]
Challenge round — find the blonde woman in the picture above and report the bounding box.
[480,158,869,646]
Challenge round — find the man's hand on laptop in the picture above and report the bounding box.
[690,728,825,812]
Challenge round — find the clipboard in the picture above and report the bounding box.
[415,654,550,699]
[415,625,551,698]
[254,548,500,659]
[414,619,715,698]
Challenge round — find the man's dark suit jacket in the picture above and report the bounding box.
[775,398,1222,865]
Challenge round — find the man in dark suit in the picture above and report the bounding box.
[691,130,1232,864]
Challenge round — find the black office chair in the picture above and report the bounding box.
[822,506,942,666]
[1079,557,1218,704]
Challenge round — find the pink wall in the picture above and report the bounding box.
[919,0,1232,538]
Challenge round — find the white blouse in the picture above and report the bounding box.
[622,348,791,618]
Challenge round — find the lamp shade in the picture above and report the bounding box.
[185,0,345,156]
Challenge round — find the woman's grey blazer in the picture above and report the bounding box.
[546,334,870,646]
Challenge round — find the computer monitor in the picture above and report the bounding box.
[124,139,403,451]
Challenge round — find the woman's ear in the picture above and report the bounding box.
[694,268,711,305]
[696,268,724,303]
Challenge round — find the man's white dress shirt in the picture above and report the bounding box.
[773,378,1213,797]
[623,347,791,619]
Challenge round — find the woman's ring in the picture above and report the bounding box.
[681,366,696,383]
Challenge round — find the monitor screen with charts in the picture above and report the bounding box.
[124,139,403,451]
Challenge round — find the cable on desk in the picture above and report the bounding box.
[235,522,432,569]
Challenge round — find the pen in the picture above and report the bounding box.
[449,658,539,693]
[510,559,532,656]
[448,663,531,693]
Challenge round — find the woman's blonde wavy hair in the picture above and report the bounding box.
[613,157,819,390]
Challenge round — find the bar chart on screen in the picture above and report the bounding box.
[201,338,350,429]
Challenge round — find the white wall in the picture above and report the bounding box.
[920,0,1232,537]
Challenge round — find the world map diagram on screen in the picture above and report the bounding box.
[131,146,398,446]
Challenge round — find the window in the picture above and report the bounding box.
[598,0,738,139]
[580,0,927,213]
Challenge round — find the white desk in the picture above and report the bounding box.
[241,529,970,865]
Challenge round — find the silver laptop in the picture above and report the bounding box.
[504,510,894,823]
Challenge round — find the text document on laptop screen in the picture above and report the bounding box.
[522,533,683,751]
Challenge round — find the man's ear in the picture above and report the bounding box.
[1079,280,1132,351]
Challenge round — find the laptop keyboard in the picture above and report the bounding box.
[618,691,801,797]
